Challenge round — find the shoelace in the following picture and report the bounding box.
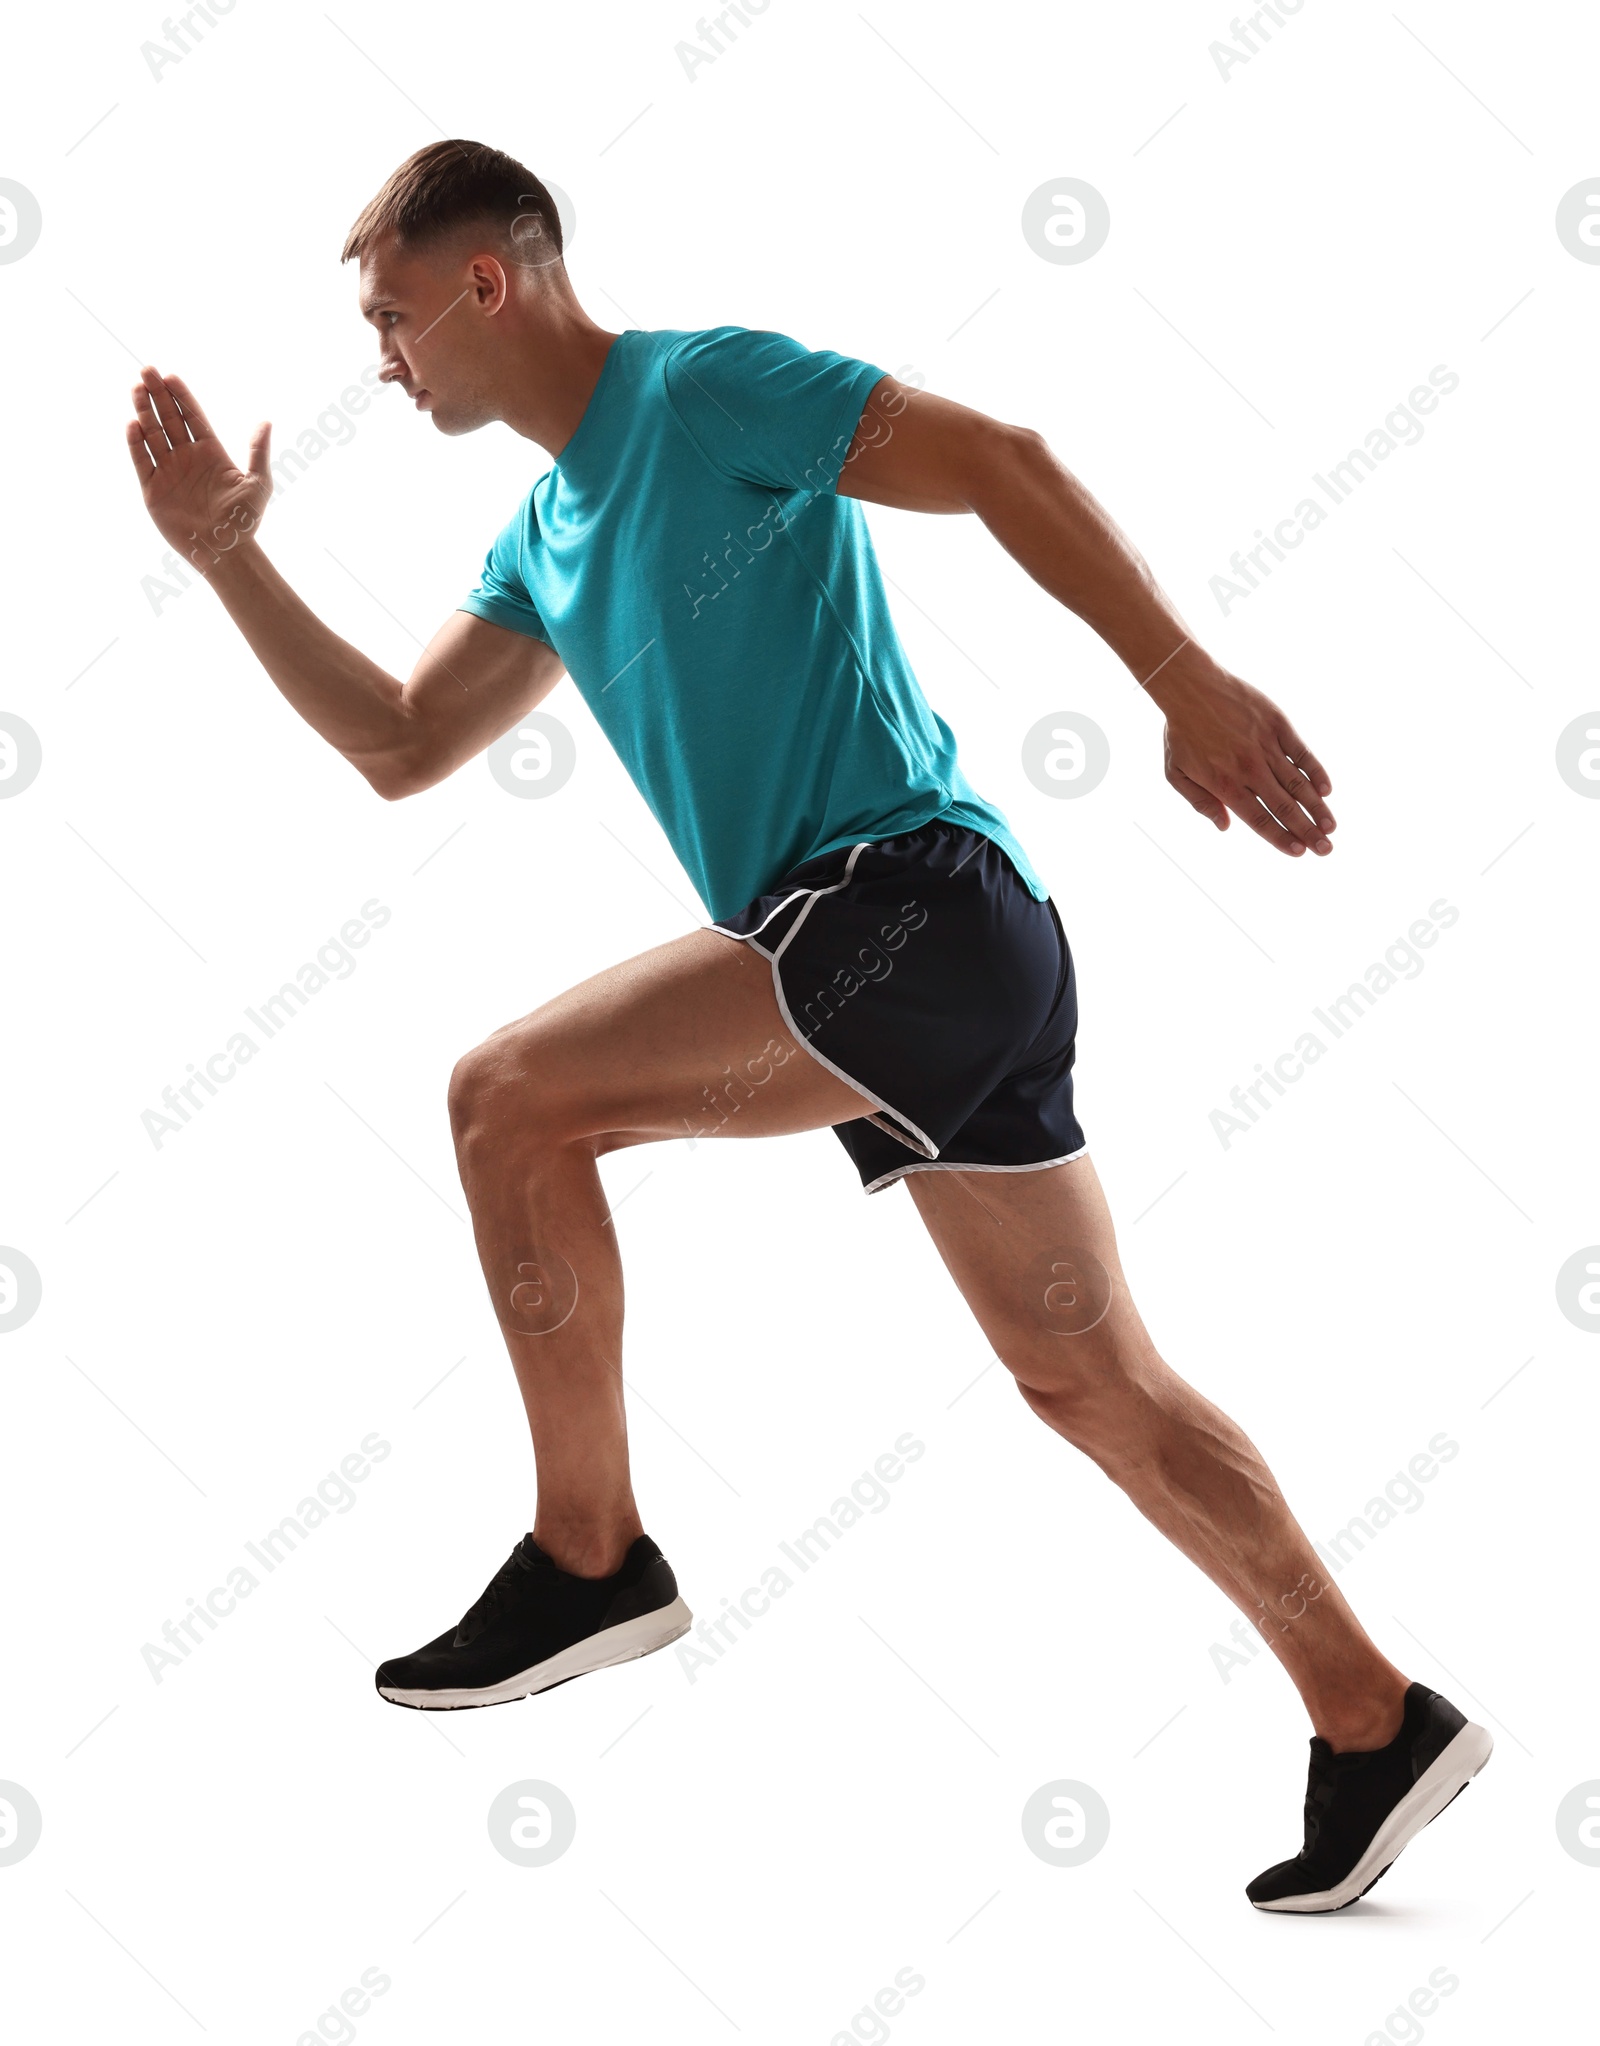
[1301,1751,1340,1854]
[454,1548,531,1646]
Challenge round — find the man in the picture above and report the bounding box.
[125,139,1489,1912]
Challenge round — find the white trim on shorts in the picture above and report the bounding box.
[709,841,941,1161]
[712,884,817,944]
[860,1145,1090,1197]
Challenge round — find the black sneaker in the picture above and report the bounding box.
[1246,1683,1492,1912]
[375,1533,691,1711]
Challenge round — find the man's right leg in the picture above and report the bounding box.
[902,1152,1410,1745]
[901,1151,1493,1911]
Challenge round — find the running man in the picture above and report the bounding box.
[124,141,1490,1912]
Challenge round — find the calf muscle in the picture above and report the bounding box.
[445,928,868,1570]
[906,1160,1408,1742]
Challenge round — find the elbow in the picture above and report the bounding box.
[1004,423,1051,465]
[352,698,444,801]
[356,747,428,802]
[967,422,1052,520]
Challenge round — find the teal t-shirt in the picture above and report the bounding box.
[458,325,1047,923]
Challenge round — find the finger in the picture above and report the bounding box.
[131,382,173,459]
[1269,756,1336,846]
[246,420,273,487]
[1215,773,1305,857]
[125,417,155,481]
[1240,768,1318,854]
[141,365,193,445]
[163,372,216,441]
[1250,761,1325,852]
[1275,717,1332,797]
[1169,766,1229,830]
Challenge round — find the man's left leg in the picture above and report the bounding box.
[373,926,870,1712]
[903,1152,1492,1910]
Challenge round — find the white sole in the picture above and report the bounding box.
[1252,1720,1494,1913]
[378,1597,694,1711]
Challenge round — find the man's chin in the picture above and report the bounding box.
[428,408,485,438]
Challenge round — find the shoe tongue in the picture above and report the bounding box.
[516,1534,554,1568]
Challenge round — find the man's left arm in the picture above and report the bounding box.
[837,377,1336,859]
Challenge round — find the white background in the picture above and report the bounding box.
[2,0,1596,2038]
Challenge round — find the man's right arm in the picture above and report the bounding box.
[126,364,563,799]
[204,541,564,800]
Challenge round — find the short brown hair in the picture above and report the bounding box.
[340,140,564,267]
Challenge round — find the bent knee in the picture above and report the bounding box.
[447,1038,497,1135]
[1007,1328,1139,1422]
[448,1027,583,1154]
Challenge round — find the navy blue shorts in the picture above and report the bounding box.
[712,822,1087,1194]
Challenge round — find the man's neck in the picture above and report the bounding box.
[500,311,624,456]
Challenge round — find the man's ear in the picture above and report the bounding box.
[469,254,511,312]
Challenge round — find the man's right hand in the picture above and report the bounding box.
[122,362,564,798]
[126,366,273,572]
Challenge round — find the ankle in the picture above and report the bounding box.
[1312,1674,1411,1753]
[531,1516,643,1579]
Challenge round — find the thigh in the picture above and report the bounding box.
[465,927,872,1146]
[905,1155,1160,1392]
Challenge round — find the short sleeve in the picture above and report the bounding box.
[663,327,890,496]
[457,502,553,645]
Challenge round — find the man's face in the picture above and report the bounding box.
[357,233,502,436]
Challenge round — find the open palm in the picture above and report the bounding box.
[126,366,273,568]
